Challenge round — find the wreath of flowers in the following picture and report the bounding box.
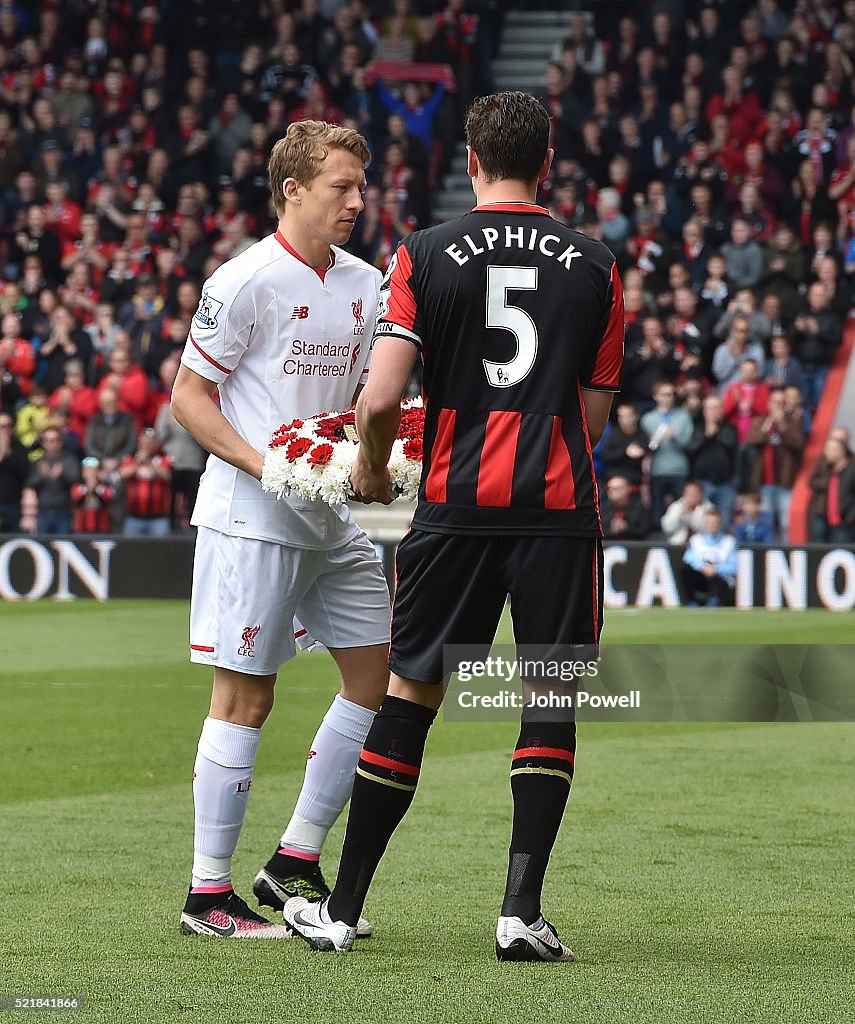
[261,398,424,506]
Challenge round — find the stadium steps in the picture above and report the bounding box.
[431,8,568,223]
[432,141,474,223]
[493,9,569,92]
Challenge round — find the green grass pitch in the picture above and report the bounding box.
[2,601,853,1024]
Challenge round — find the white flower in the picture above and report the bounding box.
[262,402,423,508]
[318,465,351,505]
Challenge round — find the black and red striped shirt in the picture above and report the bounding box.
[71,481,114,533]
[121,454,172,518]
[375,202,624,536]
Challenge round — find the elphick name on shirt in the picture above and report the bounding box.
[444,225,585,270]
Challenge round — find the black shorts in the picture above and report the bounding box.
[389,530,603,684]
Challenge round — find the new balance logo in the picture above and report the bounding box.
[291,306,310,320]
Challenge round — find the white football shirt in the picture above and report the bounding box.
[181,230,382,549]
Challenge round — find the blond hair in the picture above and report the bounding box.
[268,120,371,217]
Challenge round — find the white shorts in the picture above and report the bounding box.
[189,527,391,675]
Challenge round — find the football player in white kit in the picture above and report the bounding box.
[172,121,391,938]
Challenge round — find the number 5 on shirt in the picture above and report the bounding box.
[483,265,539,388]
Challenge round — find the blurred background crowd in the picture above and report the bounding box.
[0,0,853,550]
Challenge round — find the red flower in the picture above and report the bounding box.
[398,407,425,439]
[315,425,339,441]
[308,443,334,466]
[315,415,345,441]
[403,437,423,460]
[286,438,313,462]
[269,430,298,448]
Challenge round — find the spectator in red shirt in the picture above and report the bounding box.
[0,312,36,397]
[43,180,82,248]
[722,358,770,443]
[744,388,805,539]
[71,455,115,533]
[288,80,343,127]
[708,113,745,181]
[98,347,149,430]
[705,65,762,145]
[59,262,98,326]
[119,427,172,536]
[48,359,98,438]
[118,212,156,278]
[60,211,113,283]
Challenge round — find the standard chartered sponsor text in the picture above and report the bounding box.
[283,339,355,376]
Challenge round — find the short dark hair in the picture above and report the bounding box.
[465,92,550,184]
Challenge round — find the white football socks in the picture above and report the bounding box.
[191,716,260,890]
[278,695,376,857]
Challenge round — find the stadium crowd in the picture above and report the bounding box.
[535,2,855,546]
[0,0,854,547]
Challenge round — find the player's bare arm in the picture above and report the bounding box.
[351,335,417,503]
[580,388,614,447]
[171,363,264,480]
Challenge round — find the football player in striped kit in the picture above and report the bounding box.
[285,93,624,960]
